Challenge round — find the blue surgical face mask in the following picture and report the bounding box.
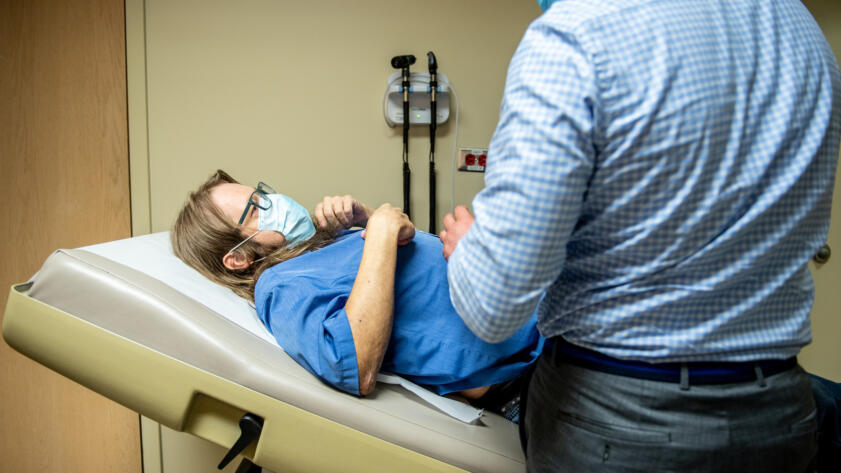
[536,0,558,12]
[257,193,315,248]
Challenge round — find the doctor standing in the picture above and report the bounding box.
[441,0,840,471]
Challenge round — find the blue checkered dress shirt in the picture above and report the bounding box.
[447,0,841,362]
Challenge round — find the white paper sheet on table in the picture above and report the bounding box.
[378,373,484,424]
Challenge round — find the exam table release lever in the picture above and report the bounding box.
[218,413,264,472]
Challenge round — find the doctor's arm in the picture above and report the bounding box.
[345,204,414,395]
[443,20,596,343]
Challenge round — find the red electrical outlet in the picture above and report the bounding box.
[458,148,487,172]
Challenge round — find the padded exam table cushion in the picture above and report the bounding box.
[2,233,525,473]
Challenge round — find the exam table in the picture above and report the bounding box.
[2,233,526,473]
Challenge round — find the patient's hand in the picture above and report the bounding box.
[315,195,373,231]
[362,204,415,246]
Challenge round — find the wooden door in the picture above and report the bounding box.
[0,0,141,471]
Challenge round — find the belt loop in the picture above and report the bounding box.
[754,364,767,388]
[679,364,690,391]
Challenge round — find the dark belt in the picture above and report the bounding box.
[549,337,797,386]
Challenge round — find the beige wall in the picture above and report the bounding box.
[799,0,841,381]
[136,0,542,235]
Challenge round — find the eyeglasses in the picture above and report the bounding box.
[237,181,276,226]
[227,181,276,259]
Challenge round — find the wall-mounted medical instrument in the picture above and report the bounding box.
[383,71,451,127]
[427,51,438,234]
[384,55,451,228]
[391,54,416,219]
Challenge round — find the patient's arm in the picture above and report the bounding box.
[345,204,415,395]
[314,195,373,231]
[460,385,491,399]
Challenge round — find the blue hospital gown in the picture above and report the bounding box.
[254,230,544,396]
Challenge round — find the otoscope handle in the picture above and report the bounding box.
[403,100,410,140]
[429,99,437,153]
[403,161,411,220]
[427,51,438,151]
[427,51,438,234]
[429,161,436,234]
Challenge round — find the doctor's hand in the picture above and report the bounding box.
[440,205,474,260]
[361,204,415,246]
[315,195,373,231]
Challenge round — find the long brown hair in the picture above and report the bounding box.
[171,170,336,300]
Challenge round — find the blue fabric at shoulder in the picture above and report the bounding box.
[254,233,364,395]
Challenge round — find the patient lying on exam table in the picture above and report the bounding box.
[171,170,542,419]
